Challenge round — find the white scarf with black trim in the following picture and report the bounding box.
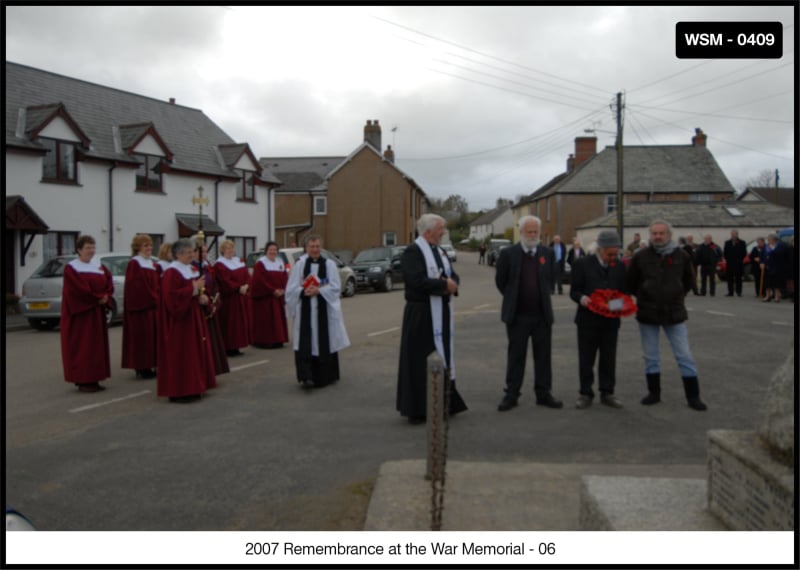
[415,235,455,379]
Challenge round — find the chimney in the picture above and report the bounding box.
[364,119,381,151]
[692,127,707,147]
[169,97,175,105]
[574,136,597,168]
[383,145,395,163]
[566,153,575,172]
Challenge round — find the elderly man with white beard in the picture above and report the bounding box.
[495,215,563,412]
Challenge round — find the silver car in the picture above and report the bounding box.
[19,253,132,330]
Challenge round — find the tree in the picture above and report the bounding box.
[495,197,514,209]
[742,169,778,193]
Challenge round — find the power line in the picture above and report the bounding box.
[371,14,610,95]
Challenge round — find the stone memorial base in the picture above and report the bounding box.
[707,429,794,531]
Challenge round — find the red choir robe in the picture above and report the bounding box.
[121,256,160,371]
[193,261,229,375]
[251,257,289,346]
[60,259,114,385]
[157,262,216,398]
[214,257,253,350]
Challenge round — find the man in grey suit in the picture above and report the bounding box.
[495,215,563,411]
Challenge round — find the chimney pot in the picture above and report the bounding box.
[169,97,175,104]
[364,119,382,150]
[692,127,707,147]
[384,145,395,163]
[566,153,575,172]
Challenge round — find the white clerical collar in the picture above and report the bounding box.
[216,256,245,270]
[68,257,104,274]
[133,255,157,270]
[167,260,197,279]
[523,246,537,256]
[259,256,285,271]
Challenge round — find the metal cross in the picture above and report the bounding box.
[192,185,209,246]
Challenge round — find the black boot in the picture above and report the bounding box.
[682,376,707,411]
[641,373,661,405]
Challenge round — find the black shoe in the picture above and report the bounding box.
[575,394,593,409]
[536,394,563,409]
[226,350,243,357]
[407,416,425,425]
[301,379,315,389]
[497,396,518,412]
[78,383,102,393]
[725,293,733,297]
[600,394,624,408]
[169,394,201,403]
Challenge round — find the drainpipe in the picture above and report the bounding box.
[108,161,117,251]
[214,178,221,257]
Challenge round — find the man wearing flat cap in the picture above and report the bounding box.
[569,230,627,409]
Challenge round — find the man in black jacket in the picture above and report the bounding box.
[695,234,722,296]
[723,229,747,297]
[626,219,707,411]
[570,230,626,409]
[495,215,562,411]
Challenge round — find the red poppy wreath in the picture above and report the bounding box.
[586,289,637,318]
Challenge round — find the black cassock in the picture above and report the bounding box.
[396,242,468,419]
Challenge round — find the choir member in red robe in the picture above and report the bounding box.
[121,234,159,378]
[251,241,289,349]
[192,238,229,376]
[156,242,173,274]
[157,239,216,403]
[214,239,253,356]
[60,235,114,393]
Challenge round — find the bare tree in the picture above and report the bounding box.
[742,168,778,192]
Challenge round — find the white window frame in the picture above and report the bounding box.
[604,194,618,214]
[383,231,397,246]
[314,196,327,215]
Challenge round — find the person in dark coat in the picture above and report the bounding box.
[566,237,586,268]
[396,214,467,424]
[679,236,698,295]
[749,237,765,298]
[695,234,722,296]
[723,229,748,297]
[761,233,788,302]
[549,235,567,294]
[495,215,562,412]
[570,230,626,409]
[626,219,706,411]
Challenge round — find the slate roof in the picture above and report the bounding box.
[520,144,736,203]
[577,201,795,229]
[738,187,795,210]
[6,195,49,232]
[259,157,345,192]
[471,205,509,226]
[5,61,252,179]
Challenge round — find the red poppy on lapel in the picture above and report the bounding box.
[666,257,673,266]
[539,256,546,265]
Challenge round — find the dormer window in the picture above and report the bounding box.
[237,169,256,202]
[134,154,162,192]
[40,138,77,183]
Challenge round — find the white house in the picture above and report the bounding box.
[468,205,514,242]
[5,62,282,296]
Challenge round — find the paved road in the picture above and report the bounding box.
[4,251,795,530]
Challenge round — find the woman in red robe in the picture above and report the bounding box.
[157,239,216,403]
[60,235,114,393]
[251,241,289,348]
[214,239,252,356]
[121,234,159,378]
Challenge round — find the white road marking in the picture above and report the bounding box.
[771,321,791,326]
[69,390,151,413]
[230,359,270,372]
[473,303,491,310]
[368,327,400,337]
[706,310,734,317]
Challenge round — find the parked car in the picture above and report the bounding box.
[351,246,405,292]
[249,247,357,298]
[441,244,457,262]
[487,239,511,267]
[19,252,132,330]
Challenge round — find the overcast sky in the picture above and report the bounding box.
[5,4,795,211]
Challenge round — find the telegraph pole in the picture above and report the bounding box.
[615,92,625,247]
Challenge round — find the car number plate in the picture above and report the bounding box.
[28,302,50,310]
[356,275,366,283]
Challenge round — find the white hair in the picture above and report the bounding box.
[649,219,673,237]
[518,215,542,231]
[417,213,445,235]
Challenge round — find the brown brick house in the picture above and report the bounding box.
[512,129,737,244]
[261,120,426,255]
